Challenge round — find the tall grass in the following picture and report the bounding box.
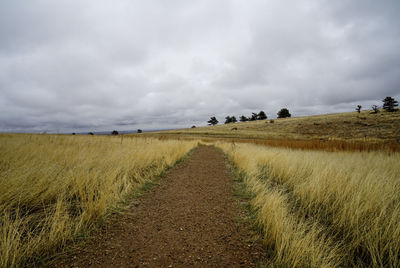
[217,142,400,267]
[0,134,197,267]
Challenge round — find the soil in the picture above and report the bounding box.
[53,145,266,267]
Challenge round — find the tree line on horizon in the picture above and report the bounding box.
[208,108,291,125]
[78,96,398,134]
[209,96,399,126]
[356,96,399,114]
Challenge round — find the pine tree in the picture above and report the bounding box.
[208,116,219,125]
[257,111,267,120]
[277,108,291,118]
[239,115,248,122]
[249,112,258,121]
[382,96,398,112]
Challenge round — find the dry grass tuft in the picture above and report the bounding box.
[0,134,197,267]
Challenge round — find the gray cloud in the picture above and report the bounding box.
[1,0,399,132]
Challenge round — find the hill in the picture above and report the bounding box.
[139,110,400,151]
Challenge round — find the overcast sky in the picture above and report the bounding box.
[1,0,399,133]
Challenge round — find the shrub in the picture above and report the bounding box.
[371,105,379,114]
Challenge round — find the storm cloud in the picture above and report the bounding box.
[1,0,399,132]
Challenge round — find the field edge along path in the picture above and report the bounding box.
[54,145,267,267]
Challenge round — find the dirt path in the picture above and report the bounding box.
[54,145,266,267]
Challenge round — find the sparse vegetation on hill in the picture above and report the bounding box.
[143,109,400,151]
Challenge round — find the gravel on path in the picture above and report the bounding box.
[54,145,266,267]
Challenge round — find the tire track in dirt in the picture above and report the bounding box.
[54,145,266,267]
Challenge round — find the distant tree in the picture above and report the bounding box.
[208,116,219,125]
[88,132,94,135]
[249,112,258,121]
[382,96,399,112]
[111,130,119,135]
[225,116,232,124]
[371,105,379,114]
[356,105,362,114]
[191,125,196,128]
[224,116,237,124]
[277,108,291,118]
[257,111,267,120]
[137,129,142,133]
[72,132,76,135]
[239,115,248,122]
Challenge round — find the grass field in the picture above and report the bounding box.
[0,134,197,267]
[217,142,400,267]
[1,110,399,267]
[144,110,400,152]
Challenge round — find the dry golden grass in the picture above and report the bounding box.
[3,109,399,267]
[144,110,400,151]
[217,142,400,267]
[0,134,197,267]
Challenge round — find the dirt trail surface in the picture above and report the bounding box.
[54,145,266,267]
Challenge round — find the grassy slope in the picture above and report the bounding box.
[142,110,400,145]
